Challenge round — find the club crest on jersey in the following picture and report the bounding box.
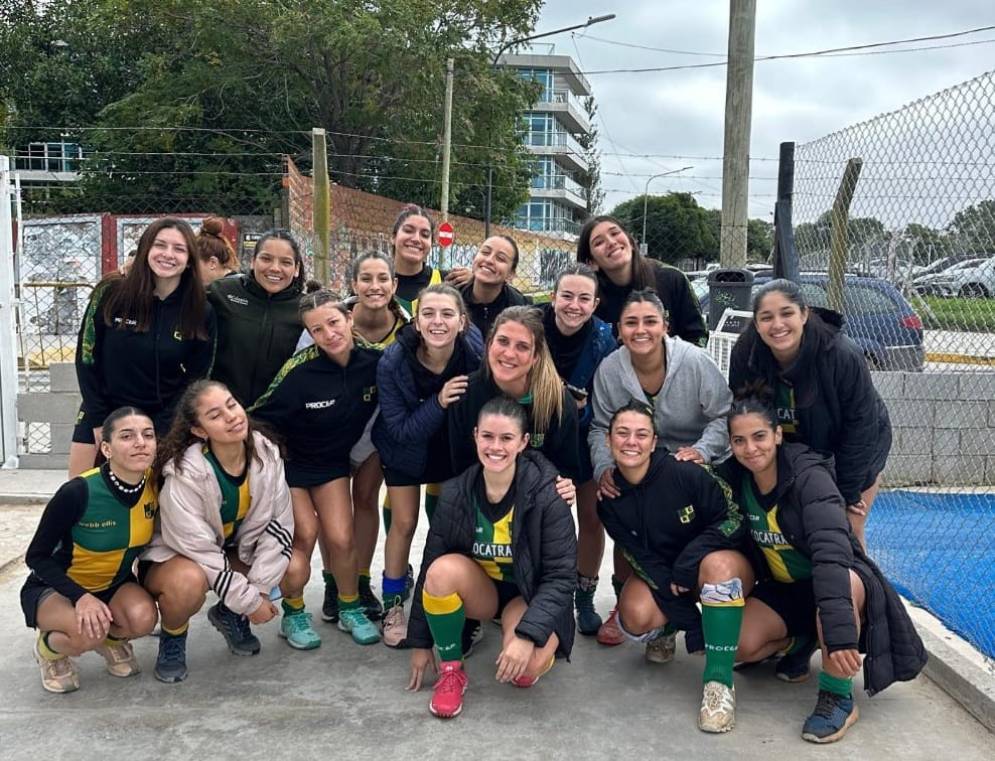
[530,433,545,449]
[143,500,156,520]
[362,385,377,402]
[678,505,695,524]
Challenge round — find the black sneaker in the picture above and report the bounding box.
[208,603,261,656]
[154,631,188,683]
[462,619,484,658]
[359,576,383,622]
[322,581,340,623]
[776,638,818,682]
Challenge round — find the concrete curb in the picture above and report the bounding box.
[906,600,995,733]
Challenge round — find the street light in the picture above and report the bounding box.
[640,166,693,256]
[485,13,617,236]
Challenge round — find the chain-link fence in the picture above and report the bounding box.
[792,70,995,659]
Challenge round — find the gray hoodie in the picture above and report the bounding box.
[588,335,732,479]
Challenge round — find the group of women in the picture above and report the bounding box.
[22,207,924,744]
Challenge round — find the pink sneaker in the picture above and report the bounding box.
[430,661,468,718]
[597,608,625,646]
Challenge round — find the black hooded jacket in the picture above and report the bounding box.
[721,442,926,695]
[597,451,745,651]
[729,307,892,504]
[407,450,577,658]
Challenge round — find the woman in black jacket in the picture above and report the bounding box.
[728,279,892,549]
[597,400,750,735]
[71,218,216,477]
[208,229,306,407]
[726,387,925,744]
[406,397,576,720]
[576,215,707,346]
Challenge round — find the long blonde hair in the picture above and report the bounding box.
[483,306,563,435]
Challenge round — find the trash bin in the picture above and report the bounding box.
[707,268,755,331]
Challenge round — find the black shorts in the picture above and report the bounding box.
[285,460,351,489]
[750,578,817,639]
[491,578,522,618]
[383,467,423,488]
[20,573,136,629]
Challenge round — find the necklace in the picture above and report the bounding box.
[107,467,146,495]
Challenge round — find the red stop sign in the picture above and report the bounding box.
[438,222,455,247]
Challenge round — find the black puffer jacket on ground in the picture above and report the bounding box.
[407,450,577,658]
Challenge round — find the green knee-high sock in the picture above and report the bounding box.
[700,578,745,688]
[819,670,853,698]
[322,570,337,591]
[382,491,392,533]
[425,483,441,523]
[422,590,465,662]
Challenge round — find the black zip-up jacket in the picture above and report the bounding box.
[447,369,580,481]
[720,442,926,695]
[598,451,744,651]
[208,273,303,407]
[458,281,530,339]
[249,344,380,471]
[407,450,576,657]
[728,307,892,504]
[595,261,707,346]
[75,280,216,430]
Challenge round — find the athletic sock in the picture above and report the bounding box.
[422,590,465,662]
[358,571,373,594]
[162,622,189,637]
[425,483,441,522]
[611,574,624,601]
[338,593,361,611]
[819,670,853,698]
[382,574,407,608]
[103,633,125,647]
[322,570,337,591]
[578,574,598,593]
[37,631,62,660]
[382,492,393,533]
[282,596,305,616]
[662,623,677,636]
[700,578,745,688]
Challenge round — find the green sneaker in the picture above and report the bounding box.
[338,607,381,645]
[280,610,322,650]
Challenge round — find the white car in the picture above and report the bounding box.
[914,256,995,297]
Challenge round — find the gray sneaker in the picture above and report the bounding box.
[208,603,261,656]
[645,630,677,664]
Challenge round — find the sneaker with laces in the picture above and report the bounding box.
[512,656,555,688]
[359,577,383,622]
[280,610,321,650]
[802,689,859,743]
[462,619,484,658]
[34,639,79,693]
[382,602,408,649]
[208,603,261,656]
[596,608,625,646]
[698,681,736,733]
[430,661,469,718]
[321,582,339,623]
[776,638,818,683]
[645,629,677,664]
[338,606,381,645]
[154,631,189,683]
[575,586,603,636]
[96,639,141,677]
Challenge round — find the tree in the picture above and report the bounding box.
[610,192,717,265]
[947,200,995,254]
[902,223,951,265]
[747,218,774,262]
[574,95,605,216]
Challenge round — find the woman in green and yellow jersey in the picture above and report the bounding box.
[22,407,159,694]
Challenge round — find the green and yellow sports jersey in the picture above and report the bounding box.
[396,266,443,316]
[741,476,811,583]
[775,380,798,435]
[66,467,156,592]
[204,446,251,545]
[472,503,515,583]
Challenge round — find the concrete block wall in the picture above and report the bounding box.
[16,363,80,470]
[873,371,995,487]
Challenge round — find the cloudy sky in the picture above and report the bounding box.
[535,0,995,224]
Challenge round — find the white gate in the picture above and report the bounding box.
[0,156,21,467]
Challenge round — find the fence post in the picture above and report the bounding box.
[312,128,331,285]
[773,141,799,281]
[0,156,20,468]
[827,157,863,313]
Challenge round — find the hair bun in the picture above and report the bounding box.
[303,279,324,294]
[733,379,775,405]
[201,216,225,236]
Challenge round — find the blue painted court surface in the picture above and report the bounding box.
[868,490,995,659]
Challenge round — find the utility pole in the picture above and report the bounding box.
[719,0,756,268]
[312,128,330,286]
[440,58,455,221]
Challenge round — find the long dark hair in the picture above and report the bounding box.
[576,215,656,290]
[101,218,208,339]
[251,229,306,293]
[153,380,279,485]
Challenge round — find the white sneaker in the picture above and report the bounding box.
[699,681,736,733]
[96,639,141,677]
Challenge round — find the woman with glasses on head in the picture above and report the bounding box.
[588,289,732,650]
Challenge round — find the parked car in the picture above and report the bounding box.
[913,257,989,295]
[914,256,995,298]
[698,272,925,371]
[912,254,978,279]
